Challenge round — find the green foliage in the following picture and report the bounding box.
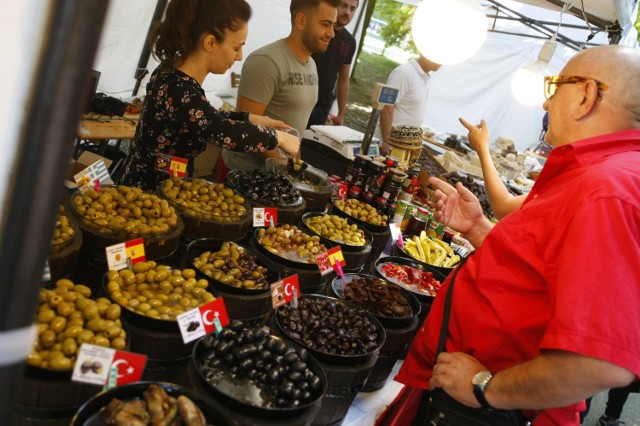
[636,6,640,44]
[373,0,418,53]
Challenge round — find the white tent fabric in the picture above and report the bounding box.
[92,0,638,151]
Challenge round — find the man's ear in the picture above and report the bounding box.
[573,80,600,120]
[294,11,307,30]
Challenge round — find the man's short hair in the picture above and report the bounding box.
[290,0,340,16]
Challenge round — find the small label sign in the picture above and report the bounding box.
[74,159,112,192]
[253,207,278,227]
[271,274,300,309]
[169,157,188,177]
[337,184,348,201]
[106,238,146,271]
[72,344,147,387]
[315,246,346,276]
[177,298,229,344]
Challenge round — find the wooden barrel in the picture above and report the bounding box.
[312,354,378,426]
[123,319,194,388]
[14,369,100,426]
[362,315,419,391]
[250,198,307,226]
[47,228,83,282]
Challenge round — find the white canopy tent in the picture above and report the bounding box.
[92,0,638,151]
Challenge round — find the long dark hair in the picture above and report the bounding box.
[152,0,252,67]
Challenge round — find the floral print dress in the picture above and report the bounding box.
[117,67,277,191]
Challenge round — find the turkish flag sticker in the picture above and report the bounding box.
[199,298,230,335]
[111,350,147,386]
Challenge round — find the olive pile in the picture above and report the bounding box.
[276,297,381,356]
[257,225,328,264]
[106,261,215,321]
[442,172,493,218]
[197,320,323,409]
[227,170,301,206]
[50,205,76,248]
[334,199,388,226]
[416,148,447,177]
[192,242,270,290]
[161,177,248,222]
[28,279,126,370]
[343,277,412,318]
[305,214,366,246]
[71,186,179,237]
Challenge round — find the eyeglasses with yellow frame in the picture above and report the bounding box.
[543,75,609,100]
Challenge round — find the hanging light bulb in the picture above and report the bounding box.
[411,0,487,65]
[511,36,557,105]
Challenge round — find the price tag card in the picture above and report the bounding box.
[106,238,146,271]
[316,246,345,276]
[389,223,403,247]
[72,344,147,387]
[253,207,278,227]
[177,298,230,344]
[74,159,112,192]
[271,274,300,309]
[337,184,348,201]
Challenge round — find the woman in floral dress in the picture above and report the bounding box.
[118,0,299,191]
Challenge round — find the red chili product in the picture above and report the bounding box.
[348,185,363,200]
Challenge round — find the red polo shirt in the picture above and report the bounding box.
[396,130,640,425]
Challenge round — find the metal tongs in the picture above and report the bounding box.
[287,158,308,180]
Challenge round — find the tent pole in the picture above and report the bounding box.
[132,0,169,96]
[0,0,109,422]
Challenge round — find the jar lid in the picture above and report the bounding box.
[368,161,386,172]
[354,154,372,165]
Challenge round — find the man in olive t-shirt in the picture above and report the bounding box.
[222,0,339,171]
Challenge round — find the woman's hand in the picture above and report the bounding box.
[275,130,300,158]
[459,118,490,155]
[248,114,292,130]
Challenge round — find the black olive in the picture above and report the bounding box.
[303,368,315,380]
[202,335,216,349]
[309,375,321,391]
[204,351,216,362]
[201,367,215,381]
[288,371,303,382]
[276,397,289,407]
[291,388,302,400]
[243,329,255,343]
[273,355,284,366]
[266,368,281,384]
[277,380,295,397]
[240,358,254,371]
[246,368,258,380]
[296,381,310,391]
[229,365,239,375]
[259,350,273,362]
[211,358,222,368]
[224,353,234,364]
[283,351,299,364]
[291,361,307,372]
[298,348,309,362]
[217,340,233,354]
[301,391,312,401]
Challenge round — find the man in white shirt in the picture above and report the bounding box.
[375,55,441,155]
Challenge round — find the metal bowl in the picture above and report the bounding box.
[300,211,373,253]
[192,330,327,418]
[274,294,385,365]
[374,256,446,302]
[71,381,232,425]
[331,273,421,328]
[185,238,279,295]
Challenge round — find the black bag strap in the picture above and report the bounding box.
[436,253,472,356]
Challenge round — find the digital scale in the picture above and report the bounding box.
[302,125,379,160]
[301,82,400,160]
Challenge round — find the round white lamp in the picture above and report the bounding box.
[511,38,557,105]
[411,0,488,65]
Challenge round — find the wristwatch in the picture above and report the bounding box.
[471,370,494,410]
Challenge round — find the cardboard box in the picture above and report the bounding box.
[65,151,113,189]
[193,144,221,178]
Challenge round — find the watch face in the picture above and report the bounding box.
[472,370,492,386]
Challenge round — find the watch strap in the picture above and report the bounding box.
[473,375,494,410]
